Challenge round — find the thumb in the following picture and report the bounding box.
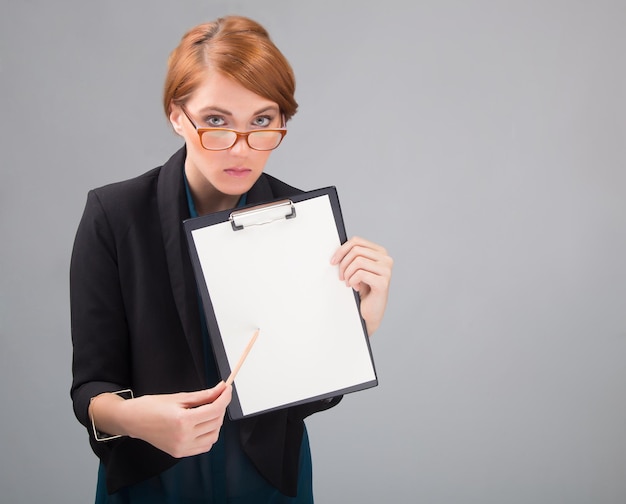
[180,383,227,408]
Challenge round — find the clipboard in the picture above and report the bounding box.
[183,186,378,419]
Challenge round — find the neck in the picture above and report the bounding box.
[192,187,239,215]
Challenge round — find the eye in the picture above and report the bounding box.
[204,115,226,127]
[252,115,272,128]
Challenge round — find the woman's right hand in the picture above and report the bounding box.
[91,382,232,458]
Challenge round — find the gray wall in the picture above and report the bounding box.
[2,1,625,502]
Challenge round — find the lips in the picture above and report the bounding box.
[224,167,251,178]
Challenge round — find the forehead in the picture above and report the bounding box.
[185,71,279,117]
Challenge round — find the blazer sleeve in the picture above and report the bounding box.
[70,189,132,450]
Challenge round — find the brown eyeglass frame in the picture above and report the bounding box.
[180,106,287,151]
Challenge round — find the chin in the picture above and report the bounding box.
[219,174,261,194]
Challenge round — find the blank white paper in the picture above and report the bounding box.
[190,194,376,416]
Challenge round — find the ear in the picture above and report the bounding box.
[169,104,185,136]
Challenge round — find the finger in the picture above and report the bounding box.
[331,236,386,265]
[345,268,391,295]
[181,396,228,433]
[183,430,222,457]
[195,414,226,437]
[186,385,232,423]
[334,242,390,282]
[342,256,392,288]
[190,429,222,456]
[195,391,232,435]
[180,382,227,409]
[212,383,232,406]
[337,246,389,281]
[195,407,229,438]
[197,429,221,448]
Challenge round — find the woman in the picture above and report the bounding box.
[70,15,393,503]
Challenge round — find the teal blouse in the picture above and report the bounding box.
[94,174,314,503]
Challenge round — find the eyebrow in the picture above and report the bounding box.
[196,105,280,117]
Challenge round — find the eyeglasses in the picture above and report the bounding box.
[181,106,287,151]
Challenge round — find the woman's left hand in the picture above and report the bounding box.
[331,236,393,336]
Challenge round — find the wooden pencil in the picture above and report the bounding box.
[225,328,260,386]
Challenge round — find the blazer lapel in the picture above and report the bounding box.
[156,146,207,386]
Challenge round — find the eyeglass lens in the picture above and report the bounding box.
[200,130,283,151]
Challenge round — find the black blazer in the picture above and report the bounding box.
[70,146,340,496]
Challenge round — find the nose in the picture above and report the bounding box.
[229,133,251,156]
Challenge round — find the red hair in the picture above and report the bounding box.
[163,16,298,121]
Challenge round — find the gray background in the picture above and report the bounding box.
[1,1,625,502]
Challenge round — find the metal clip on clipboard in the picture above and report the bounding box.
[229,199,296,231]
